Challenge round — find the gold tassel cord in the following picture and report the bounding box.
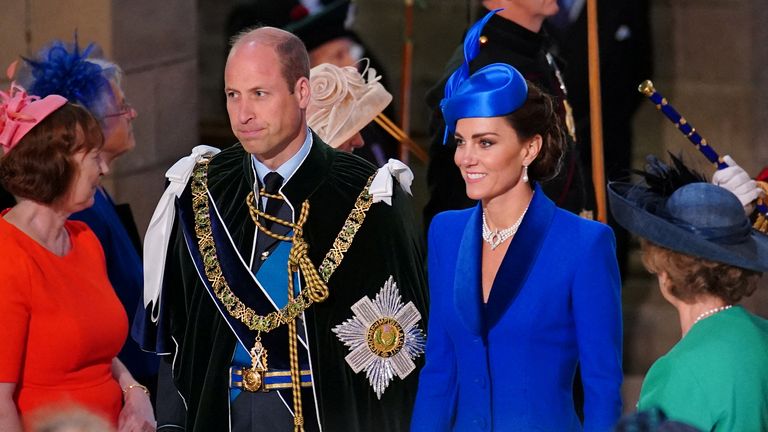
[287,271,304,431]
[247,191,326,430]
[247,196,330,303]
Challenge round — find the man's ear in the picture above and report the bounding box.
[295,76,311,109]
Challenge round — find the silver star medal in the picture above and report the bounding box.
[332,276,426,399]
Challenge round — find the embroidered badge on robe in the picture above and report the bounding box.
[332,276,425,399]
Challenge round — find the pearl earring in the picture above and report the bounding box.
[522,165,529,183]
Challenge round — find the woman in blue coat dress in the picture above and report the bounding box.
[411,10,623,432]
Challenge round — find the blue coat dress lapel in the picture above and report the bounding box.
[485,185,556,328]
[453,205,485,335]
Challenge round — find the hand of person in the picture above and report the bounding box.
[712,155,765,215]
[118,386,156,432]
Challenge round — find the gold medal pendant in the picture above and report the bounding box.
[243,336,268,392]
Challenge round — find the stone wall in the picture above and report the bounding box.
[0,0,198,236]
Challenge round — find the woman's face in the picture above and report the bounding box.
[101,81,137,164]
[453,116,540,202]
[337,132,365,152]
[61,147,109,213]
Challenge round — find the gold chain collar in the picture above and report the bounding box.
[190,157,375,333]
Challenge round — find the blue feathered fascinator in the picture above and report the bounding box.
[22,35,115,120]
[440,9,528,143]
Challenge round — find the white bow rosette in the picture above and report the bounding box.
[143,145,220,321]
[307,60,392,148]
[370,159,413,206]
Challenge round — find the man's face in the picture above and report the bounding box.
[225,41,310,168]
[309,37,362,68]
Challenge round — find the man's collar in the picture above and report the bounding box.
[251,128,313,187]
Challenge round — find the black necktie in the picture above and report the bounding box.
[262,172,284,231]
[253,172,291,271]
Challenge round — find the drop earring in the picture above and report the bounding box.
[522,165,529,183]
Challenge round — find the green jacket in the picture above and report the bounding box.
[637,306,768,431]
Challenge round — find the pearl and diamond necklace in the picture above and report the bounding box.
[693,305,732,325]
[482,203,530,250]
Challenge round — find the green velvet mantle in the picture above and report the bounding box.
[162,136,428,431]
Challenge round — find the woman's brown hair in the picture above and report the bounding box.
[504,82,566,182]
[640,239,761,304]
[0,103,103,204]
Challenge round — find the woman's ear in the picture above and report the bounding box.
[523,134,542,165]
[657,271,678,304]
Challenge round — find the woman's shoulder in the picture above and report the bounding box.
[0,216,32,255]
[551,208,616,243]
[65,220,104,254]
[65,219,96,239]
[688,307,768,358]
[430,207,474,231]
[0,218,33,285]
[428,208,474,246]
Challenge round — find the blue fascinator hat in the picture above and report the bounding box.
[21,35,116,121]
[440,9,528,143]
[608,155,768,273]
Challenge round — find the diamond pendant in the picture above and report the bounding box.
[488,231,502,250]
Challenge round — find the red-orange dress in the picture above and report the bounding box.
[0,215,127,424]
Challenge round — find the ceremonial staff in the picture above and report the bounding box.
[638,79,768,228]
[587,0,607,223]
[398,0,414,163]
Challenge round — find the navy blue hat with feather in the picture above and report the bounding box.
[608,154,768,273]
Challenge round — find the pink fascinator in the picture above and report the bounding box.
[0,61,67,153]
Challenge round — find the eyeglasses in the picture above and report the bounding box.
[102,102,135,119]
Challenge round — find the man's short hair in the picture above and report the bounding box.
[230,26,310,92]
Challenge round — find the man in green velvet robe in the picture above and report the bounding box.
[133,27,428,431]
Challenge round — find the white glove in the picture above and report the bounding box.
[712,155,765,215]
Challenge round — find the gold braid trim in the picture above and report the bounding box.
[189,156,375,331]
